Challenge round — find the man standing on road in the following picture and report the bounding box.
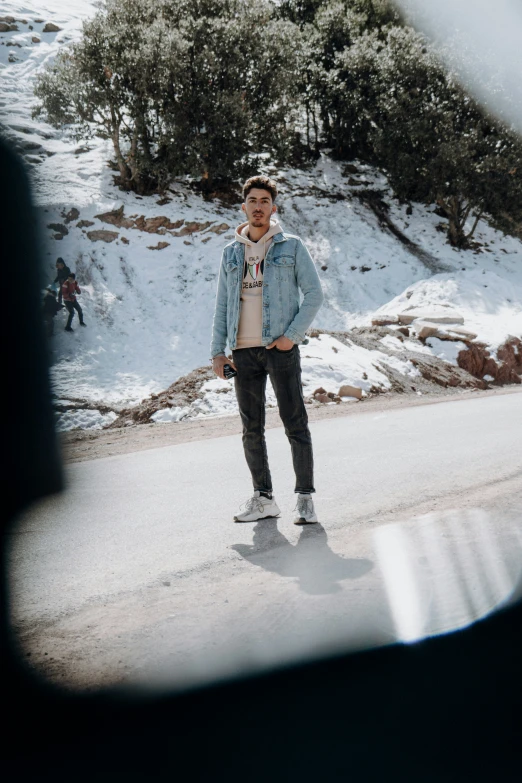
[211,176,324,524]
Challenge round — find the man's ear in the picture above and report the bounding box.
[272,204,277,214]
[241,203,246,214]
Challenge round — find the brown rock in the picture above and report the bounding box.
[171,221,213,237]
[63,207,79,223]
[445,327,478,340]
[42,22,62,32]
[205,223,231,235]
[411,356,486,390]
[77,220,94,228]
[457,343,491,378]
[121,236,130,245]
[314,393,331,404]
[413,320,478,343]
[87,229,118,243]
[134,215,183,233]
[456,340,522,384]
[398,310,464,325]
[397,327,410,337]
[497,336,521,365]
[372,315,399,326]
[95,205,134,229]
[415,322,439,341]
[107,366,215,428]
[326,392,342,403]
[312,388,342,404]
[483,357,498,378]
[0,23,10,32]
[338,384,363,399]
[493,337,522,384]
[31,36,40,43]
[47,222,68,236]
[147,241,170,250]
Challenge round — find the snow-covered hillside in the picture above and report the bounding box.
[2,1,521,431]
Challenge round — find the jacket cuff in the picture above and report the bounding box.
[284,327,303,344]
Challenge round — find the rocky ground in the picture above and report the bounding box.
[102,325,521,424]
[57,318,521,464]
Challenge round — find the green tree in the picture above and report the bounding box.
[277,0,400,155]
[34,0,302,193]
[329,25,522,245]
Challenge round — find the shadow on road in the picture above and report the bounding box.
[231,520,373,595]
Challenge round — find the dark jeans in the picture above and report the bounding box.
[65,300,83,328]
[232,345,315,494]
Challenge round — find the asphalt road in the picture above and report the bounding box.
[8,390,522,690]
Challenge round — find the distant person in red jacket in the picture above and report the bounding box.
[62,273,86,332]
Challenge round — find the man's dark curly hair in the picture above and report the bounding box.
[242,175,278,202]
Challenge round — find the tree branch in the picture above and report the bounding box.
[466,211,483,240]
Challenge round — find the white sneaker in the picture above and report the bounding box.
[234,491,281,523]
[293,494,318,525]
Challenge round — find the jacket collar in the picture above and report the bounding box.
[232,230,286,249]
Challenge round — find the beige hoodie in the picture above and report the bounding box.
[235,219,282,349]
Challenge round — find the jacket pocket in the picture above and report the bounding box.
[271,254,295,267]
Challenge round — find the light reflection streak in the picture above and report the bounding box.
[393,0,522,133]
[373,508,522,643]
[373,524,425,642]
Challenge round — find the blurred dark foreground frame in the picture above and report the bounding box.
[2,137,521,783]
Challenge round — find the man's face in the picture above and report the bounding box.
[57,262,64,269]
[242,188,276,228]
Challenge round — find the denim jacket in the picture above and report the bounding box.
[210,230,324,357]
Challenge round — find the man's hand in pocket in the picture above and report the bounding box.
[266,336,294,351]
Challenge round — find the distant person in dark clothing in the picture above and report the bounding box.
[62,273,86,331]
[42,287,63,337]
[54,258,71,304]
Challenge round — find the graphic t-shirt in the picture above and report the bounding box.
[235,220,282,349]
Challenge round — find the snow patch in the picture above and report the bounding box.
[55,408,117,431]
[425,338,467,365]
